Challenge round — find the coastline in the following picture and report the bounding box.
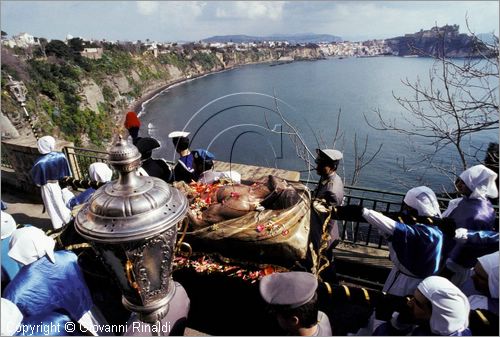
[127,65,240,116]
[126,56,313,117]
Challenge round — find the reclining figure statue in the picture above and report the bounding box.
[174,175,301,229]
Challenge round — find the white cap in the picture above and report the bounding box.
[37,135,56,154]
[1,211,16,239]
[89,162,113,183]
[417,276,469,335]
[1,298,23,336]
[459,164,498,199]
[8,227,56,266]
[168,131,190,138]
[316,148,343,162]
[403,186,442,217]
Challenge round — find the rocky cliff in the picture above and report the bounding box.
[1,45,323,148]
[385,25,493,57]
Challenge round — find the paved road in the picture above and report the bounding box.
[1,185,52,231]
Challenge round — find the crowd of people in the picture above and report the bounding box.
[1,110,498,336]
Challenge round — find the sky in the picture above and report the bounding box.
[1,1,498,42]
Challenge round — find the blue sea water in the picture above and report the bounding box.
[139,56,498,193]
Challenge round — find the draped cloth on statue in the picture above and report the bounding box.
[178,176,317,269]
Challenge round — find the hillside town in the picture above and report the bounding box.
[1,31,392,59]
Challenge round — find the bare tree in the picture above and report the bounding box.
[365,23,498,179]
[313,108,383,186]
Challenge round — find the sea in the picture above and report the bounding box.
[138,56,498,193]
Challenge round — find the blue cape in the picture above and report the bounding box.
[3,250,92,322]
[391,222,443,278]
[445,198,496,267]
[30,152,70,186]
[67,188,95,209]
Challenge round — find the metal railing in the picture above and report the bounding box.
[1,144,13,169]
[63,146,110,180]
[63,146,497,251]
[301,180,458,250]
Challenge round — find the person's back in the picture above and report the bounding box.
[4,250,93,322]
[136,137,172,183]
[30,136,72,229]
[169,131,195,183]
[384,186,443,297]
[444,198,496,266]
[141,157,172,182]
[4,227,102,333]
[67,162,113,209]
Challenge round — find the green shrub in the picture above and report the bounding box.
[192,52,219,71]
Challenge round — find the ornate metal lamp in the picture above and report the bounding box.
[6,75,38,139]
[75,136,188,323]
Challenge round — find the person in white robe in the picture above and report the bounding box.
[30,136,73,229]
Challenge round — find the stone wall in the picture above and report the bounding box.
[1,137,74,193]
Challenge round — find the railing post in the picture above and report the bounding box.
[63,146,82,180]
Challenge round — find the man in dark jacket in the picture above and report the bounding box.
[136,137,172,183]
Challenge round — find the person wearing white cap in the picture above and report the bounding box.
[460,251,499,316]
[376,186,444,297]
[259,271,332,336]
[66,162,113,209]
[313,148,344,247]
[1,211,22,288]
[136,137,172,183]
[441,165,498,287]
[4,227,106,335]
[374,276,471,336]
[355,186,445,335]
[168,131,195,183]
[30,135,73,229]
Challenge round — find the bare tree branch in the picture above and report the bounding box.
[365,20,498,179]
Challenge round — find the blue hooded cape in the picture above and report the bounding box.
[3,250,92,322]
[30,152,70,186]
[391,222,443,278]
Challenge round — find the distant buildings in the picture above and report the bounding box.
[6,27,474,59]
[81,47,104,60]
[2,32,39,48]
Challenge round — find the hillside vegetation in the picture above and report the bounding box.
[1,39,322,148]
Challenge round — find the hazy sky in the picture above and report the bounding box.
[1,1,498,42]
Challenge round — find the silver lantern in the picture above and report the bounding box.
[75,136,188,323]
